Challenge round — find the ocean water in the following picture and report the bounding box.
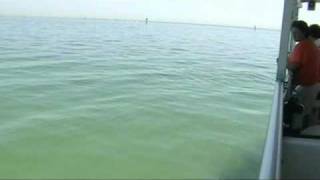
[0,16,279,179]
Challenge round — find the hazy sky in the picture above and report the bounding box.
[0,0,319,29]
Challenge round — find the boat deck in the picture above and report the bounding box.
[282,136,320,179]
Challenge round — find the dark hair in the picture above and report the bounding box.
[291,20,309,38]
[309,24,320,39]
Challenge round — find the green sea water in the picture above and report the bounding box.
[0,16,279,179]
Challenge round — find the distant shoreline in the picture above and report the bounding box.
[0,15,280,32]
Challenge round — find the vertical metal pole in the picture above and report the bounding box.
[278,1,299,179]
[286,2,299,99]
[277,0,298,82]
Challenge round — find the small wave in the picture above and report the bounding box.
[104,39,121,43]
[66,42,87,47]
[170,48,188,52]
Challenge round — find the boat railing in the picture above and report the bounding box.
[259,81,283,179]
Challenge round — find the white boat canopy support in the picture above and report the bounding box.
[277,0,299,82]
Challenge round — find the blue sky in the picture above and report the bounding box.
[0,0,319,29]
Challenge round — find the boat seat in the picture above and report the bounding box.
[301,125,320,136]
[282,137,320,179]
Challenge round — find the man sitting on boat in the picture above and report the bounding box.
[307,24,320,129]
[309,24,320,48]
[287,20,320,130]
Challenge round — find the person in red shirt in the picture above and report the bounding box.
[288,20,320,128]
[288,21,319,86]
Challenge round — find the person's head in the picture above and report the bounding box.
[291,20,309,42]
[309,24,320,40]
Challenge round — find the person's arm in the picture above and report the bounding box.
[288,45,302,71]
[287,61,299,71]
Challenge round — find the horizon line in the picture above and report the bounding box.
[0,14,280,32]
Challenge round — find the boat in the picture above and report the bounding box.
[259,0,320,179]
